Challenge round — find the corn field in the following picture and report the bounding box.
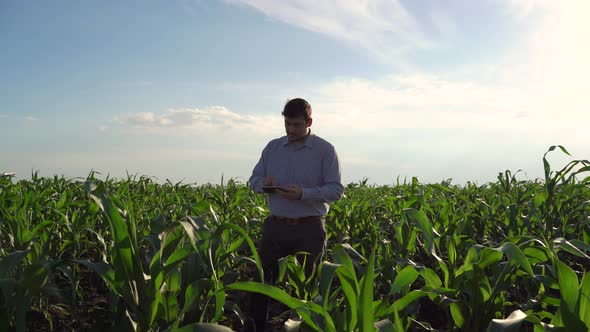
[1,145,589,332]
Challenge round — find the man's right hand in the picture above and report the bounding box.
[263,176,276,186]
[262,176,277,193]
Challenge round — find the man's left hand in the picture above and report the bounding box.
[278,184,302,200]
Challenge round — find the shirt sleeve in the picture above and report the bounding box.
[301,144,344,202]
[249,143,268,193]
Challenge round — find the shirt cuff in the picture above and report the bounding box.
[252,181,264,193]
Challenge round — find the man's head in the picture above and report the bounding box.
[282,98,312,143]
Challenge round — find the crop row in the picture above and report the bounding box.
[0,146,589,331]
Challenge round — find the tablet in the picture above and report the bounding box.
[262,186,288,192]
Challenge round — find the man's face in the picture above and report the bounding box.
[284,116,311,143]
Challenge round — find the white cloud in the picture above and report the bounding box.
[502,0,552,19]
[502,0,536,19]
[309,74,532,133]
[297,0,589,183]
[225,0,432,62]
[524,1,590,95]
[306,0,590,133]
[24,116,39,121]
[99,0,589,184]
[338,152,393,169]
[114,106,280,135]
[485,0,590,130]
[223,0,557,65]
[110,1,589,164]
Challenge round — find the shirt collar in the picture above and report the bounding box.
[281,131,315,148]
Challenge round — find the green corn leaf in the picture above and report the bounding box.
[456,245,480,275]
[332,243,360,330]
[391,290,428,312]
[569,240,590,254]
[214,281,224,321]
[389,265,419,295]
[333,244,358,272]
[180,279,213,317]
[226,281,334,332]
[552,257,586,330]
[215,223,264,282]
[419,267,442,288]
[523,246,550,264]
[478,247,503,269]
[556,145,571,156]
[447,238,457,266]
[554,258,579,309]
[553,238,590,260]
[496,242,534,276]
[450,302,466,328]
[336,265,359,330]
[372,299,389,319]
[358,250,375,332]
[164,246,193,269]
[319,262,340,308]
[150,271,163,326]
[404,208,442,263]
[87,182,141,306]
[579,272,590,329]
[339,243,367,263]
[179,221,200,251]
[22,220,53,243]
[160,227,185,263]
[480,277,493,302]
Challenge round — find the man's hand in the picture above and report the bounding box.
[262,176,277,193]
[278,184,302,200]
[263,176,276,186]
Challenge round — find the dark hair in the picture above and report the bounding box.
[282,98,312,120]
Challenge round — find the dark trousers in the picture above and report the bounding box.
[249,216,326,332]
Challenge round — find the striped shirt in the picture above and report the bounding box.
[249,132,344,218]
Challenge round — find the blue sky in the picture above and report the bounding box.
[1,0,589,185]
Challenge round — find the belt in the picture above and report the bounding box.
[268,215,323,225]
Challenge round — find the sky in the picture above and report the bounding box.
[1,0,589,185]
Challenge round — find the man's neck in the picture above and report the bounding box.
[288,130,311,145]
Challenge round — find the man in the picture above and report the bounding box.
[248,98,344,331]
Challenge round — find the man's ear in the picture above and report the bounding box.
[307,118,313,127]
